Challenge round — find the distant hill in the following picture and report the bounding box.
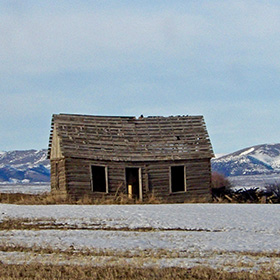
[0,149,50,183]
[212,143,280,177]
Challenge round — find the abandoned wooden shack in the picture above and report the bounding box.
[48,114,214,202]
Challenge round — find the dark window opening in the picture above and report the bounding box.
[125,168,140,199]
[91,165,107,193]
[171,166,185,192]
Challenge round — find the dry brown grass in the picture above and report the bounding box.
[2,241,280,261]
[0,192,166,205]
[0,263,279,280]
[0,192,212,205]
[0,216,224,233]
[0,237,279,278]
[0,192,72,205]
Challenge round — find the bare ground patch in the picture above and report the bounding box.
[0,217,222,232]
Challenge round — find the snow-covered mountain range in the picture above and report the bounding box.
[0,143,280,184]
[212,143,280,176]
[0,149,50,183]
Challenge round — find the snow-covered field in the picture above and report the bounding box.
[229,174,280,189]
[0,203,279,271]
[0,184,50,194]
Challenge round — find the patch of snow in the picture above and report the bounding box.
[0,250,276,271]
[2,227,279,254]
[214,154,225,159]
[229,174,280,189]
[253,151,280,166]
[0,184,50,194]
[240,148,255,156]
[22,179,30,184]
[9,178,20,184]
[34,154,48,165]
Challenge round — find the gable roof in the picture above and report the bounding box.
[48,114,214,162]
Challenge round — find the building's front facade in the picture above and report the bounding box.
[48,114,214,202]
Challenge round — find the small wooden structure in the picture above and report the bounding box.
[48,114,214,202]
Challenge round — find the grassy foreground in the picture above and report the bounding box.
[0,264,279,280]
[0,192,163,205]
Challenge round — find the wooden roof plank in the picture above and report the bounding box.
[48,114,214,161]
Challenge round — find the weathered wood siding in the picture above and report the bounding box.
[50,159,67,197]
[57,158,212,202]
[147,159,212,202]
[63,159,147,199]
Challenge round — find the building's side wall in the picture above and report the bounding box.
[186,158,212,201]
[61,158,212,202]
[50,159,67,198]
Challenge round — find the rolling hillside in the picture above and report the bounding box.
[211,143,280,177]
[0,149,50,183]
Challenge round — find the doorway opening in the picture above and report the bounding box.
[125,167,142,200]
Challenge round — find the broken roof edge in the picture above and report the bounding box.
[52,113,202,120]
[53,113,136,119]
[47,113,213,160]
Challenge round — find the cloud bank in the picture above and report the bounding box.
[0,1,280,153]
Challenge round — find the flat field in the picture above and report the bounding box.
[228,173,280,189]
[0,203,279,274]
[0,184,50,194]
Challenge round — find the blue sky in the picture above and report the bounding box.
[1,0,280,154]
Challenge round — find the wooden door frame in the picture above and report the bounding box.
[125,167,143,201]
